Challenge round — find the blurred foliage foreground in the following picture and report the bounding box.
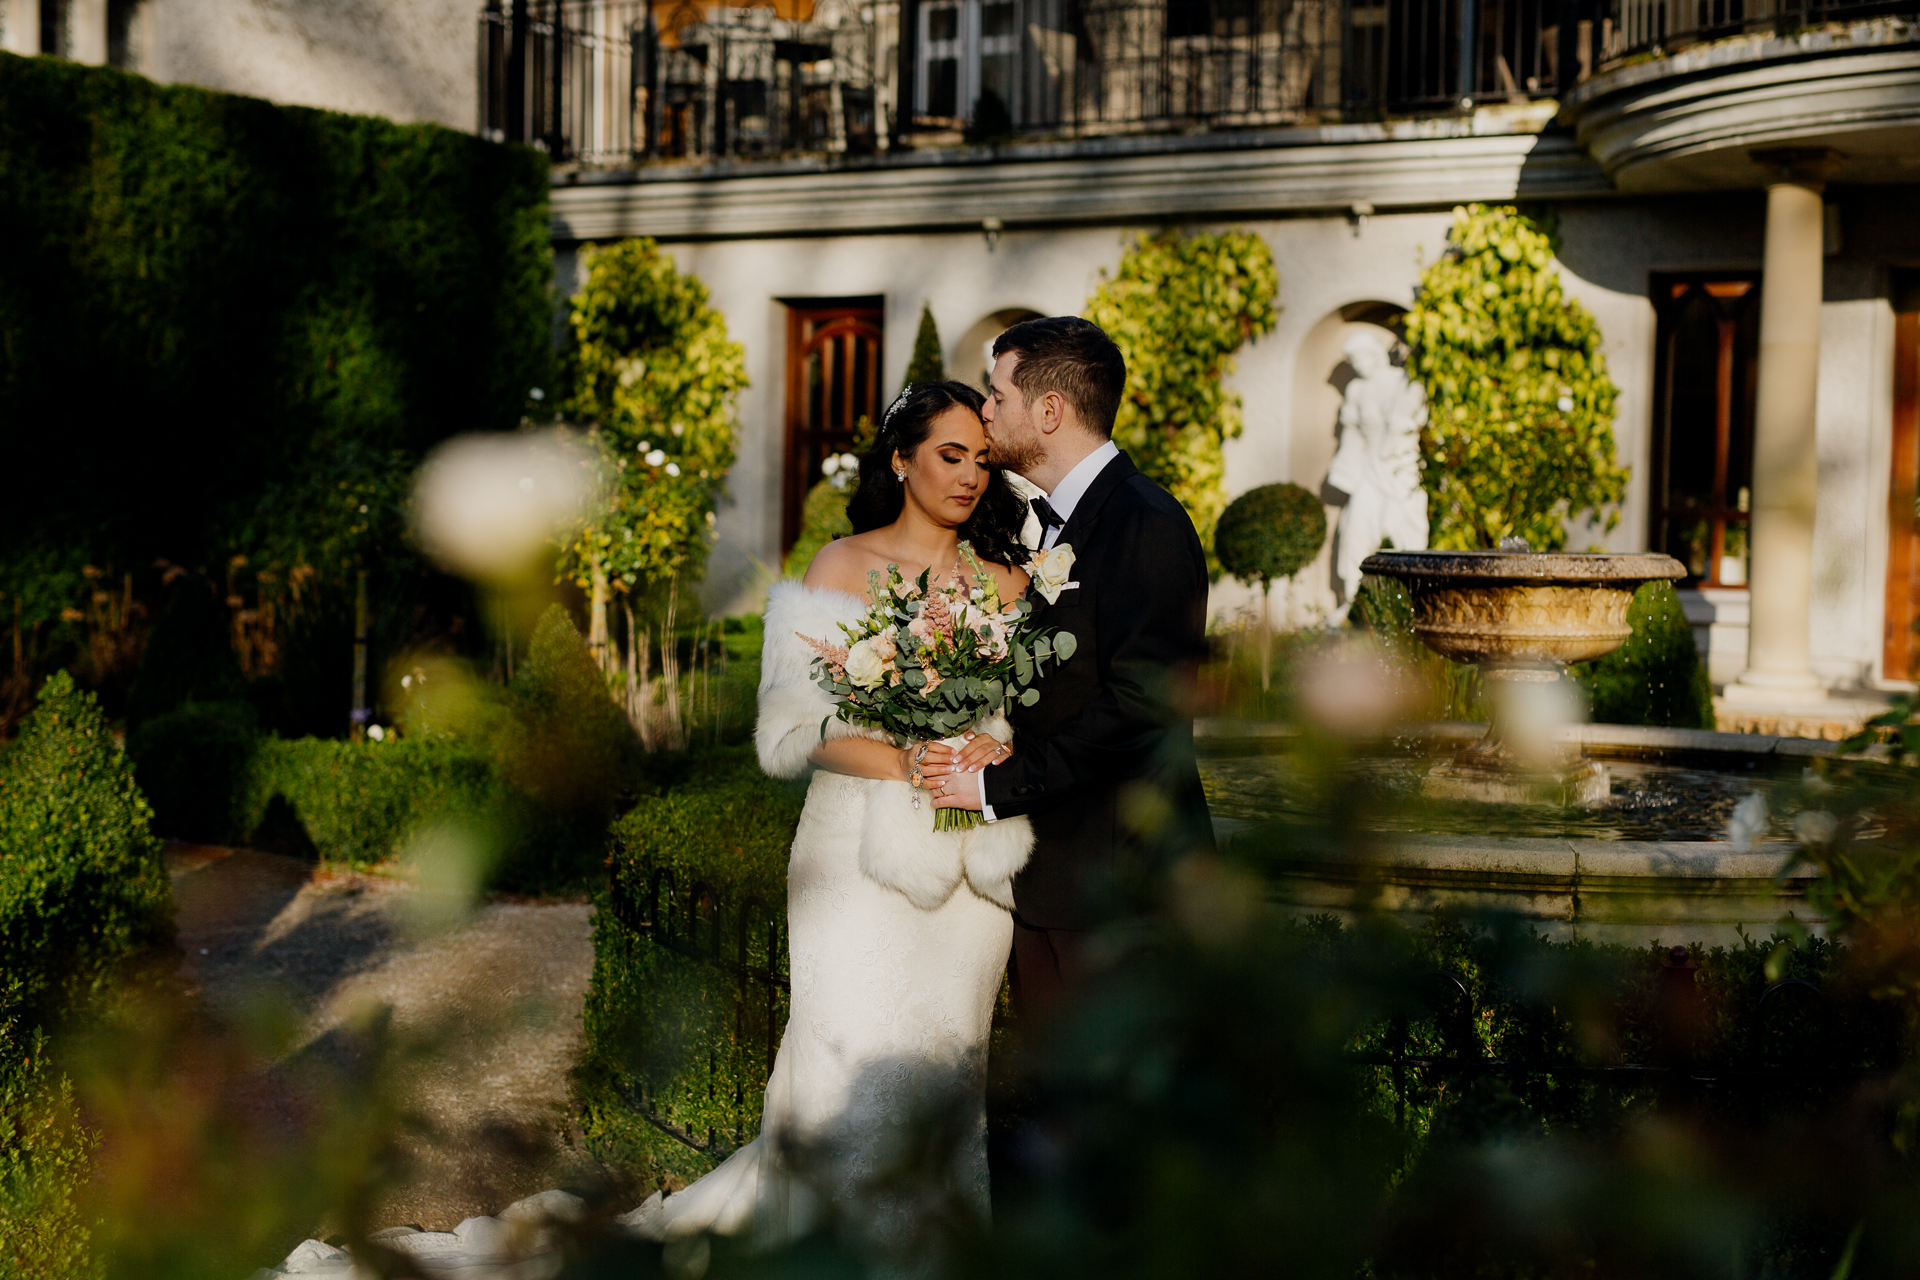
[8,620,1920,1278]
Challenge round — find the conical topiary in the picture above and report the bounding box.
[903,304,945,390]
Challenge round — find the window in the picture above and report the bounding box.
[917,0,1021,124]
[1651,277,1760,588]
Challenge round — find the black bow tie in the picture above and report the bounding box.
[1030,496,1066,533]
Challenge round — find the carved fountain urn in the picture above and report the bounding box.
[1359,548,1688,805]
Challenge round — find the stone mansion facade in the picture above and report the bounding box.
[17,0,1920,729]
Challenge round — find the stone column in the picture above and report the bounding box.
[1,0,41,53]
[69,0,108,63]
[1724,149,1840,709]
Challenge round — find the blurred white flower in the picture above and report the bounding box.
[1293,638,1415,738]
[1556,395,1575,412]
[367,724,386,742]
[529,387,545,401]
[665,463,681,477]
[1793,809,1839,846]
[401,675,413,689]
[671,422,685,437]
[646,449,667,466]
[822,455,843,476]
[638,439,650,452]
[411,429,595,584]
[1728,792,1769,852]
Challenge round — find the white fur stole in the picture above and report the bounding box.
[757,579,1035,910]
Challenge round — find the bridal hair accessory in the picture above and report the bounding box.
[797,542,1079,832]
[882,387,913,429]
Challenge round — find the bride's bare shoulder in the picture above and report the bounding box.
[802,534,882,598]
[981,556,1030,601]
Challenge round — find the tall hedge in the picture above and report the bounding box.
[0,50,552,605]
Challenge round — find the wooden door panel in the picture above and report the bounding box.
[783,303,884,553]
[1885,299,1919,680]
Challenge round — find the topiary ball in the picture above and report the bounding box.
[1216,483,1328,587]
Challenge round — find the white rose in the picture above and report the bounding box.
[844,638,887,689]
[1028,544,1077,604]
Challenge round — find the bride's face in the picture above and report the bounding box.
[894,406,989,530]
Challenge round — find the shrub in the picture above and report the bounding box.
[232,736,501,870]
[781,478,855,580]
[577,755,805,1188]
[0,674,173,1028]
[1573,581,1714,729]
[128,701,262,844]
[0,1010,98,1280]
[1407,205,1627,551]
[1217,483,1328,690]
[903,303,946,388]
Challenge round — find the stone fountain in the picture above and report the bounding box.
[1360,547,1688,805]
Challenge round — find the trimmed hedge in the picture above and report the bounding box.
[576,752,806,1188]
[0,674,173,1028]
[0,50,550,671]
[1572,580,1715,730]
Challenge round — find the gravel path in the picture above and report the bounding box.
[167,843,607,1232]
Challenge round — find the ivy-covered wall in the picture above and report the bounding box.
[0,51,551,677]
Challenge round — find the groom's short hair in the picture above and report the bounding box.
[991,317,1125,438]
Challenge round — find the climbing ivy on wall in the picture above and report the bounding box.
[1084,228,1279,565]
[1406,205,1627,551]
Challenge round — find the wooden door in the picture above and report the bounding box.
[783,302,884,552]
[1885,278,1920,679]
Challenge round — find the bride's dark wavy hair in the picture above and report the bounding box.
[845,380,1028,568]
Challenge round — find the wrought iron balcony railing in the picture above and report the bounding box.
[475,0,1648,165]
[1598,0,1913,66]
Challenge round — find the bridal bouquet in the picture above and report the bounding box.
[800,543,1077,831]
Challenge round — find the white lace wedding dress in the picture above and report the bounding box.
[622,580,1035,1253]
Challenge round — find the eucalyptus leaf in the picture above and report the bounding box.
[1054,631,1078,661]
[1019,687,1041,707]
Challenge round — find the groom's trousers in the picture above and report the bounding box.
[1008,913,1085,1026]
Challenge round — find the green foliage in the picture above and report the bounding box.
[0,50,552,601]
[128,701,263,844]
[903,303,946,389]
[781,479,854,580]
[493,606,634,883]
[0,674,173,1028]
[234,736,501,869]
[0,1015,99,1280]
[1572,582,1714,729]
[1215,483,1328,589]
[577,757,804,1187]
[1407,205,1628,551]
[560,239,748,597]
[122,580,243,729]
[1085,228,1279,565]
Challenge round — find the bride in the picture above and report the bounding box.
[626,380,1037,1258]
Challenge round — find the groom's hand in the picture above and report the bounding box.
[932,783,983,812]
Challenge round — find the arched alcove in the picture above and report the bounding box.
[953,307,1045,389]
[1288,301,1408,613]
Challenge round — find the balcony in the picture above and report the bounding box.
[478,0,1599,165]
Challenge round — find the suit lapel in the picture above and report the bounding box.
[1023,450,1136,626]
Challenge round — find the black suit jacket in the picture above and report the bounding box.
[983,450,1215,930]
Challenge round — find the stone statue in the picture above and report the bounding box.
[1326,332,1430,607]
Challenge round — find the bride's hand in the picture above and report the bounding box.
[916,742,965,797]
[951,731,1011,773]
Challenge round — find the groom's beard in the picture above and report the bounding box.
[986,429,1044,478]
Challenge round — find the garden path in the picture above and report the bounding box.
[167,842,607,1233]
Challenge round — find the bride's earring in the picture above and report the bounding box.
[894,468,906,482]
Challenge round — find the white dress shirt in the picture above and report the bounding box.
[976,439,1120,821]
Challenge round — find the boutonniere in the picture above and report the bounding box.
[1027,544,1079,605]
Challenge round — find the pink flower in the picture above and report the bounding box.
[873,634,897,663]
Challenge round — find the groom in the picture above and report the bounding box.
[933,315,1214,1020]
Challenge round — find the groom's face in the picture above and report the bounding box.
[982,352,1044,475]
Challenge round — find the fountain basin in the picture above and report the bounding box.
[1200,720,1839,946]
[1359,550,1689,806]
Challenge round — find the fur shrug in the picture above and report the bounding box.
[756,579,1035,911]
